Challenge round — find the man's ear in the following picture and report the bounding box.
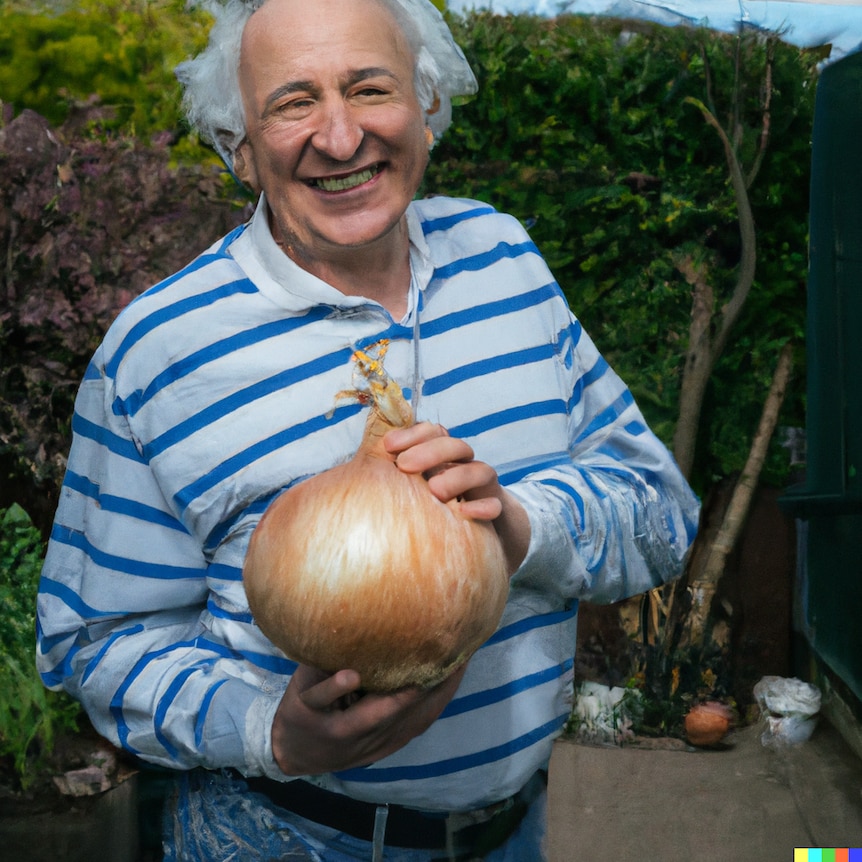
[233,141,260,192]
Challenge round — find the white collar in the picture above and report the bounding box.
[227,193,434,322]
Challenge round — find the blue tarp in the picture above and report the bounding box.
[449,1,862,64]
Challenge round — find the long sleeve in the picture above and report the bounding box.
[36,349,285,775]
[507,314,699,604]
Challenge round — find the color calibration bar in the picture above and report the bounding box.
[794,851,862,862]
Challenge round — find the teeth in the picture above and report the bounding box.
[315,166,376,192]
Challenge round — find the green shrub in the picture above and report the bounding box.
[0,0,212,145]
[427,12,821,492]
[0,504,82,790]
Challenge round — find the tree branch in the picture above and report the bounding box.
[679,342,794,650]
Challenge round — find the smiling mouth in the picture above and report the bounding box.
[312,164,381,192]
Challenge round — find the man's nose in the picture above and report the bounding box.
[312,99,364,160]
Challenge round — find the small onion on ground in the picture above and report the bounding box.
[684,701,733,747]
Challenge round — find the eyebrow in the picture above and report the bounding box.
[262,67,400,113]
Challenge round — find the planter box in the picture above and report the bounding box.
[0,773,139,862]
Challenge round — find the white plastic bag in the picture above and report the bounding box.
[753,675,821,747]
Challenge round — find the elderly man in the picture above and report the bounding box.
[37,0,699,858]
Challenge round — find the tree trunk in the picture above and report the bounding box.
[677,343,794,650]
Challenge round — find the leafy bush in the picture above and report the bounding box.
[426,12,821,492]
[0,109,251,529]
[0,0,212,145]
[0,504,81,790]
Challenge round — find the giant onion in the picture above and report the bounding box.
[243,341,510,692]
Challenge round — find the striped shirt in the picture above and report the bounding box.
[37,195,699,811]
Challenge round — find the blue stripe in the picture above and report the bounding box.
[336,715,567,782]
[72,412,145,462]
[204,495,275,555]
[132,223,246,303]
[420,204,496,235]
[354,324,413,352]
[82,624,145,685]
[441,659,574,719]
[114,307,335,417]
[575,389,635,444]
[143,255,227,296]
[51,524,206,582]
[172,403,362,514]
[579,470,612,576]
[143,347,354,460]
[106,279,259,378]
[484,608,576,647]
[38,626,78,655]
[129,225,245,303]
[423,343,556,397]
[111,638,204,754]
[40,652,78,688]
[539,478,586,528]
[639,473,680,548]
[420,283,559,338]
[38,575,120,620]
[63,471,189,533]
[216,222,247,251]
[156,666,202,758]
[448,399,567,439]
[195,679,229,748]
[37,617,82,687]
[206,563,244,583]
[498,453,573,485]
[206,597,253,624]
[624,420,648,436]
[569,354,609,413]
[433,240,538,281]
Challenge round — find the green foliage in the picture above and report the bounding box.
[0,0,212,143]
[0,504,81,789]
[427,12,820,492]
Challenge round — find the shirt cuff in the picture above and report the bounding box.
[505,481,584,600]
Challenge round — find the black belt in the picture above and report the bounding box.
[241,769,546,854]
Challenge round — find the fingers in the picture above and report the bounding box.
[384,423,504,519]
[455,495,504,521]
[385,422,470,472]
[272,663,467,775]
[426,460,503,516]
[297,667,362,711]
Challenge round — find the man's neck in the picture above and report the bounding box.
[272,213,412,319]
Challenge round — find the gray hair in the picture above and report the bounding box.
[175,0,477,167]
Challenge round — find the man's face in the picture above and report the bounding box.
[236,0,429,269]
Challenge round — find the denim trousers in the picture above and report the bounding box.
[162,767,548,861]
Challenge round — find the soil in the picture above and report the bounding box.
[0,726,146,862]
[0,725,131,815]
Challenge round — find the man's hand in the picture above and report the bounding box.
[384,421,531,574]
[271,663,465,776]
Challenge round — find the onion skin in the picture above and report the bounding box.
[684,702,732,747]
[243,345,510,692]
